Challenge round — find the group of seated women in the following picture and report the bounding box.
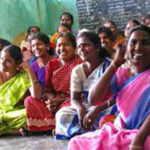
[1,12,150,150]
[0,27,117,136]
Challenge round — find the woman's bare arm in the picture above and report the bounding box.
[130,114,150,149]
[20,62,42,99]
[88,47,125,105]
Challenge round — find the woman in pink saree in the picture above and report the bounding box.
[68,25,150,150]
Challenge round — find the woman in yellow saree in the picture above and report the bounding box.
[0,44,42,135]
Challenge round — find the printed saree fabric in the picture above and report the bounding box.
[68,67,150,150]
[25,56,82,131]
[55,58,117,139]
[0,71,31,135]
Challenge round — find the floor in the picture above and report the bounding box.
[0,135,69,150]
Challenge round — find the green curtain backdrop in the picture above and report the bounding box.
[0,0,79,42]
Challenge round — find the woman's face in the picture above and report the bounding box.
[0,50,17,73]
[127,30,150,69]
[60,15,72,27]
[124,21,137,37]
[30,27,39,33]
[104,22,117,36]
[77,37,98,62]
[58,26,70,33]
[145,18,150,27]
[98,32,112,50]
[26,34,34,50]
[31,39,49,57]
[56,36,75,62]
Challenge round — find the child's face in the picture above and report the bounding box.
[58,26,70,33]
[60,15,72,27]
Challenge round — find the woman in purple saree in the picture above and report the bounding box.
[68,25,150,150]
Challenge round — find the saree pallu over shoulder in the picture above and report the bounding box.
[0,71,31,110]
[68,68,150,150]
[0,71,31,135]
[111,68,150,129]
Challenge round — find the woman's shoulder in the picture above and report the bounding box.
[72,63,86,78]
[71,63,86,82]
[46,58,60,72]
[0,71,3,85]
[18,70,29,78]
[73,63,84,71]
[30,60,38,68]
[48,57,59,64]
[73,55,82,62]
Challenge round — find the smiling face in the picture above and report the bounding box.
[127,30,150,70]
[26,34,34,51]
[98,32,112,50]
[56,36,75,62]
[58,25,71,33]
[104,22,117,36]
[77,36,98,62]
[0,50,17,73]
[60,14,73,27]
[31,39,49,57]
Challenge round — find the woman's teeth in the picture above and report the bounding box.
[61,51,66,55]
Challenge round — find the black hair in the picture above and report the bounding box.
[97,26,114,41]
[77,29,109,58]
[128,25,150,40]
[57,23,72,32]
[131,20,141,26]
[60,12,74,25]
[27,26,41,34]
[57,32,76,49]
[0,38,11,50]
[31,32,54,56]
[3,44,23,64]
[104,20,117,28]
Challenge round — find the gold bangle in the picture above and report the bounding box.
[129,144,143,149]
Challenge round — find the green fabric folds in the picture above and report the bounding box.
[0,71,31,135]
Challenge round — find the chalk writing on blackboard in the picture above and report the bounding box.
[76,0,150,31]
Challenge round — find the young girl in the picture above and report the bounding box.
[25,32,81,132]
[30,32,54,88]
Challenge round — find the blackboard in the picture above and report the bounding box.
[76,0,150,31]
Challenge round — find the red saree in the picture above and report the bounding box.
[25,56,81,131]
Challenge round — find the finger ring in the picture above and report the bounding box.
[88,118,92,123]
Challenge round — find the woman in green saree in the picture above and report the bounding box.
[0,44,42,135]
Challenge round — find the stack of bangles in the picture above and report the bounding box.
[129,144,143,149]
